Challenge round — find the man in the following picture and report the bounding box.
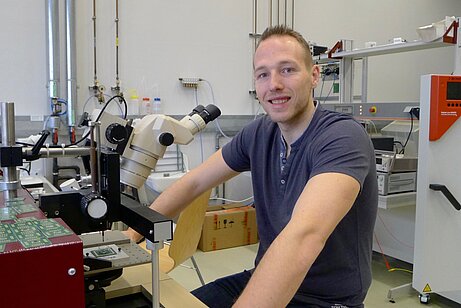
[126,25,378,307]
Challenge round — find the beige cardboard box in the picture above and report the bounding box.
[198,204,258,252]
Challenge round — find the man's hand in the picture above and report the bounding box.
[122,228,144,243]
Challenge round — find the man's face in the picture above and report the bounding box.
[254,35,319,126]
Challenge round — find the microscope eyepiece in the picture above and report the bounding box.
[199,104,221,123]
[189,105,205,116]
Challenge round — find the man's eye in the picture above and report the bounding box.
[282,67,294,74]
[256,72,267,80]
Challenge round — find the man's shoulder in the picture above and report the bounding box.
[240,115,278,136]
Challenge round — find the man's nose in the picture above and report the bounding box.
[269,73,283,91]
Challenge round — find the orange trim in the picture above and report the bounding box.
[328,40,343,59]
[442,20,458,44]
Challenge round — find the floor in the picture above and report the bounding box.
[166,244,459,307]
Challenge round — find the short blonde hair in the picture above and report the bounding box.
[256,25,313,69]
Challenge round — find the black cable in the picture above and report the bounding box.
[399,113,414,154]
[16,141,35,147]
[323,77,336,104]
[68,95,127,147]
[19,167,30,176]
[393,141,404,154]
[95,94,127,121]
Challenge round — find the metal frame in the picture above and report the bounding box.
[314,20,459,104]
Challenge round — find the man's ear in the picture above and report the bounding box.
[311,65,321,88]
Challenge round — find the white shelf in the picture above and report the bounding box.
[314,38,455,64]
[378,191,416,210]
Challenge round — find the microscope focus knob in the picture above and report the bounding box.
[158,132,174,146]
[81,193,108,220]
[105,123,128,144]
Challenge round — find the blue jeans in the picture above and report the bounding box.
[191,270,251,308]
[191,270,361,308]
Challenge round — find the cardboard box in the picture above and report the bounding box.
[198,203,258,252]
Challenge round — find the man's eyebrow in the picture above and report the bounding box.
[254,65,266,72]
[254,60,297,71]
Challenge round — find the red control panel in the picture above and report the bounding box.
[429,75,461,141]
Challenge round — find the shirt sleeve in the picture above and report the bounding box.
[309,120,373,188]
[222,122,254,173]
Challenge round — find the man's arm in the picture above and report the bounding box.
[234,172,360,307]
[124,149,239,242]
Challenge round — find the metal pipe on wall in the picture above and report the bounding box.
[114,0,121,93]
[92,0,98,87]
[65,0,77,129]
[269,0,273,27]
[46,0,60,101]
[277,0,280,25]
[284,0,287,25]
[253,0,258,51]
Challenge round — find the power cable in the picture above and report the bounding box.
[399,112,414,154]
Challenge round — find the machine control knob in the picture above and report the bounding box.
[105,123,127,144]
[81,193,108,220]
[158,132,174,146]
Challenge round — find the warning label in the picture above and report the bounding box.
[423,284,432,293]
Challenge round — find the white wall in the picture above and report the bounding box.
[0,0,460,199]
[2,0,460,116]
[295,0,461,102]
[76,0,256,117]
[0,1,48,115]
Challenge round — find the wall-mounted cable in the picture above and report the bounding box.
[201,79,231,139]
[111,0,122,97]
[89,0,104,103]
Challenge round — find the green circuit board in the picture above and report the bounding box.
[34,218,73,238]
[9,220,51,248]
[0,223,17,245]
[13,203,38,214]
[0,207,17,221]
[0,218,73,249]
[0,200,38,221]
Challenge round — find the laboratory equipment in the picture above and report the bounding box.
[0,101,221,307]
[377,172,417,196]
[413,74,461,304]
[91,104,220,189]
[375,152,418,173]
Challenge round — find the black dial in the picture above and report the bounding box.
[158,132,174,146]
[105,123,128,144]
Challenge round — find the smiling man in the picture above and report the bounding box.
[125,25,378,307]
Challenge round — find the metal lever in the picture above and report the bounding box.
[429,184,461,211]
[22,130,51,161]
[30,130,50,156]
